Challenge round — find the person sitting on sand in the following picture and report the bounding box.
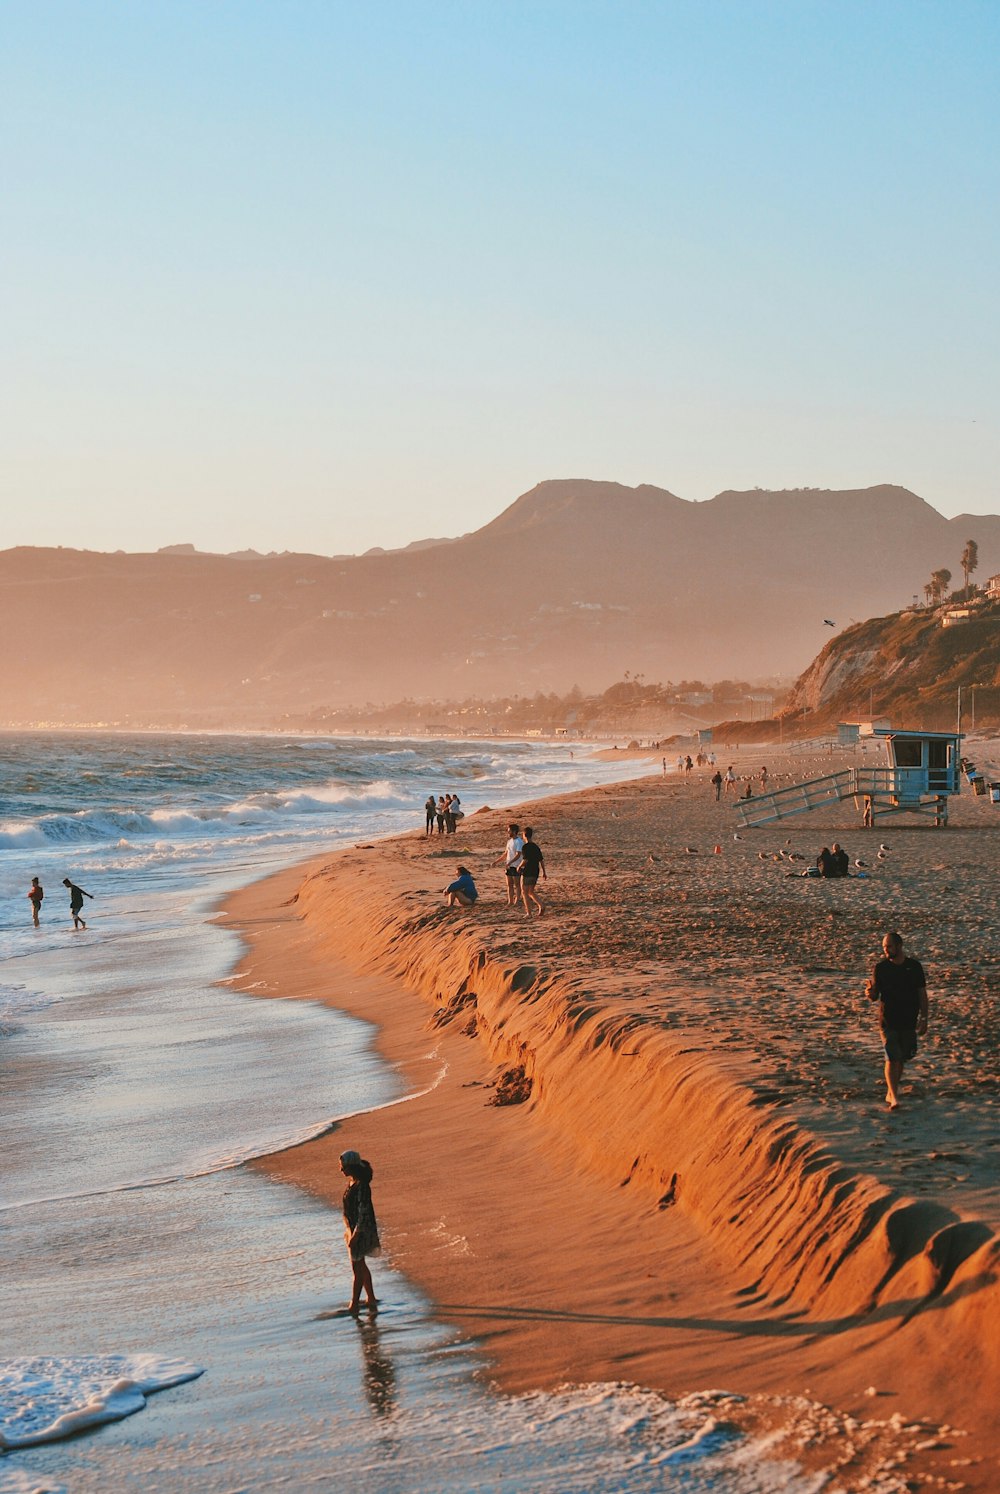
[816,847,834,878]
[517,827,546,918]
[62,878,93,929]
[830,843,849,877]
[28,877,44,926]
[340,1149,380,1313]
[444,866,478,907]
[497,823,524,906]
[864,932,929,1110]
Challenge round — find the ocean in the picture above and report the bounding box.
[1,731,830,1493]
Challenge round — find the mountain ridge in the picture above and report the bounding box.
[3,480,999,727]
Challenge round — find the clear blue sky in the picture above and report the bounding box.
[3,0,998,554]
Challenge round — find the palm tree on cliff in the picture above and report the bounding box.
[927,567,952,606]
[961,539,979,600]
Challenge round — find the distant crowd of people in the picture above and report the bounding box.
[425,792,464,834]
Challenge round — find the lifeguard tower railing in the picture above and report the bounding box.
[735,763,958,828]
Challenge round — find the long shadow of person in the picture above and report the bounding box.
[355,1313,397,1420]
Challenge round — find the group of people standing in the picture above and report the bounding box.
[27,877,93,929]
[425,793,463,835]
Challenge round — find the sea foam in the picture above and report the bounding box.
[0,1355,203,1450]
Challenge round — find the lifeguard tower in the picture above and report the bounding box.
[735,726,962,829]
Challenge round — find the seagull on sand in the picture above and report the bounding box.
[733,832,742,841]
[854,858,868,869]
[879,843,891,852]
[684,846,698,854]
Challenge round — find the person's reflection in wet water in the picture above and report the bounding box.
[355,1313,397,1419]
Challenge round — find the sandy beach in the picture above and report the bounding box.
[227,743,1000,1492]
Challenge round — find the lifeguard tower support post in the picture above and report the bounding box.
[734,725,963,829]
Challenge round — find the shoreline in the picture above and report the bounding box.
[225,748,999,1491]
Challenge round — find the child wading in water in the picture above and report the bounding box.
[340,1149,380,1313]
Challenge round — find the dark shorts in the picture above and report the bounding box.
[883,1027,918,1064]
[505,866,521,878]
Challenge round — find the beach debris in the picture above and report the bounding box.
[489,1065,532,1106]
[714,845,722,854]
[684,846,698,854]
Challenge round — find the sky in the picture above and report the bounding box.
[3,0,998,556]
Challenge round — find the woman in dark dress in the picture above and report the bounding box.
[340,1149,380,1313]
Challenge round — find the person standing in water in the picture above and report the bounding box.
[340,1149,380,1313]
[28,877,44,926]
[62,878,93,930]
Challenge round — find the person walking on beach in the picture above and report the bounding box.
[498,823,524,905]
[340,1149,380,1313]
[424,794,436,835]
[864,932,929,1110]
[28,877,44,926]
[724,765,737,796]
[444,866,478,907]
[711,769,723,801]
[517,827,546,918]
[62,878,93,930]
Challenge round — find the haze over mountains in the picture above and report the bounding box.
[3,481,999,727]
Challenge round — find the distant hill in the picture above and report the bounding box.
[2,479,999,727]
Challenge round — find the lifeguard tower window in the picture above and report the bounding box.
[895,739,922,769]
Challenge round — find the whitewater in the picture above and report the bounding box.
[1,730,831,1493]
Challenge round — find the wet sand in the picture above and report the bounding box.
[227,742,1000,1492]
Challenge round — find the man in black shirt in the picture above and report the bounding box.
[517,827,546,918]
[865,931,929,1109]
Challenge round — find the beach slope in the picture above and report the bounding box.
[229,754,1000,1490]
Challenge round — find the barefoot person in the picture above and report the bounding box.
[340,1149,380,1313]
[62,878,93,930]
[444,866,478,907]
[28,877,44,926]
[517,827,546,918]
[865,931,929,1110]
[497,823,524,906]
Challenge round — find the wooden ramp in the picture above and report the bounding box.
[735,767,950,828]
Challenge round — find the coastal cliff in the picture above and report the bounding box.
[783,601,1000,729]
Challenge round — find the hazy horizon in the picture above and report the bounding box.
[3,1,998,557]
